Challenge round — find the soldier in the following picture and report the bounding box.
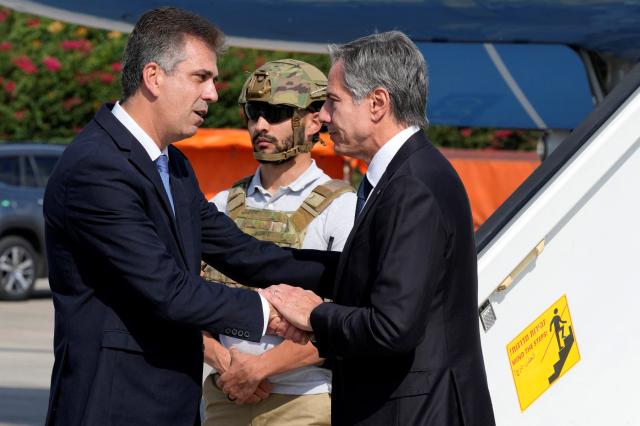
[201,59,356,426]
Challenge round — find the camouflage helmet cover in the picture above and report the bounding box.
[238,59,327,109]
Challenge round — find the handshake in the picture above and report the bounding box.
[260,284,323,344]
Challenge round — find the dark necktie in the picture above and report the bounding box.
[355,175,373,219]
[155,154,175,215]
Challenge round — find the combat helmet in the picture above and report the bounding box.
[238,59,327,162]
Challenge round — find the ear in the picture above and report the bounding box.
[304,111,322,136]
[141,62,163,98]
[369,87,391,122]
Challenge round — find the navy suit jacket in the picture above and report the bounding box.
[43,104,335,426]
[309,131,496,425]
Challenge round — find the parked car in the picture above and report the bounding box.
[0,143,65,300]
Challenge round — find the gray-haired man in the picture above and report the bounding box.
[265,31,496,425]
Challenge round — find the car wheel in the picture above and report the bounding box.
[0,236,39,300]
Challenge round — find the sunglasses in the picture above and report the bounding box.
[244,102,296,124]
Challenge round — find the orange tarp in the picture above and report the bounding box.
[176,129,540,228]
[441,148,539,228]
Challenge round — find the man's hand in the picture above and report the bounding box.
[219,347,272,404]
[262,284,323,332]
[203,332,231,372]
[264,297,311,344]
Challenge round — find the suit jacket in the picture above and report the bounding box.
[43,104,335,426]
[310,131,495,425]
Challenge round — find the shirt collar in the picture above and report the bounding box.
[248,160,324,196]
[366,125,420,187]
[111,101,168,161]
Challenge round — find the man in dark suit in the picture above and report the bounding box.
[43,8,331,426]
[265,31,496,425]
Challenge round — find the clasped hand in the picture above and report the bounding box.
[217,347,272,405]
[265,297,312,344]
[261,284,323,333]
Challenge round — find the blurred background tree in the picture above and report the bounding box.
[0,6,538,150]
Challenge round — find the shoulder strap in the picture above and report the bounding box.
[291,179,355,232]
[226,176,252,220]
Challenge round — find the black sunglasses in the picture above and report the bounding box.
[244,102,296,124]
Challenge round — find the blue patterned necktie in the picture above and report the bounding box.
[155,154,175,215]
[355,175,373,219]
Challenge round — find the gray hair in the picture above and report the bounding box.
[121,7,225,101]
[328,31,428,127]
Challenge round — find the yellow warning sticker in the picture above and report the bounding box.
[506,294,580,411]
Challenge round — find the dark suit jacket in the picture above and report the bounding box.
[310,131,495,425]
[43,104,335,426]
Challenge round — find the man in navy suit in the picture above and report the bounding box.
[266,32,496,425]
[43,8,332,426]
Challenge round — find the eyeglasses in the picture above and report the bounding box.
[244,102,295,124]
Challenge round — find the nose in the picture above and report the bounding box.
[203,80,218,103]
[254,115,270,132]
[319,102,331,124]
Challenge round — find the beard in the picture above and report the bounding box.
[252,132,296,164]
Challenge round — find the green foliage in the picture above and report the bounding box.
[0,8,125,141]
[0,7,537,151]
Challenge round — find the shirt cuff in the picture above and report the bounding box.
[259,293,270,336]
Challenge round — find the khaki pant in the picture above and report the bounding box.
[202,374,331,426]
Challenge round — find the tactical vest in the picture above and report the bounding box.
[202,176,354,289]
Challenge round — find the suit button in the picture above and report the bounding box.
[231,329,238,336]
[224,328,231,334]
[243,331,250,338]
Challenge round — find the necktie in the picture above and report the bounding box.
[355,175,373,218]
[155,154,175,215]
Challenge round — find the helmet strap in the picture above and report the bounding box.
[252,109,316,163]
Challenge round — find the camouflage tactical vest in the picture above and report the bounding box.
[202,176,354,289]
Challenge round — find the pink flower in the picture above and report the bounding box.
[42,56,61,72]
[460,128,472,138]
[14,110,25,121]
[0,41,11,52]
[61,39,93,53]
[0,9,11,23]
[494,130,514,140]
[13,55,37,74]
[26,18,40,28]
[111,62,122,73]
[3,80,16,93]
[98,72,115,84]
[63,97,82,110]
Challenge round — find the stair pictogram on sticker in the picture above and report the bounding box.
[506,294,581,411]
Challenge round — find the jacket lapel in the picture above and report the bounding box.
[168,147,196,273]
[94,104,190,268]
[334,131,430,297]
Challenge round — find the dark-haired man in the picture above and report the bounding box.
[43,8,332,426]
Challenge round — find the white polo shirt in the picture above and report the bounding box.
[212,160,356,395]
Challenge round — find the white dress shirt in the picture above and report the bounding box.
[111,102,168,160]
[365,125,420,195]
